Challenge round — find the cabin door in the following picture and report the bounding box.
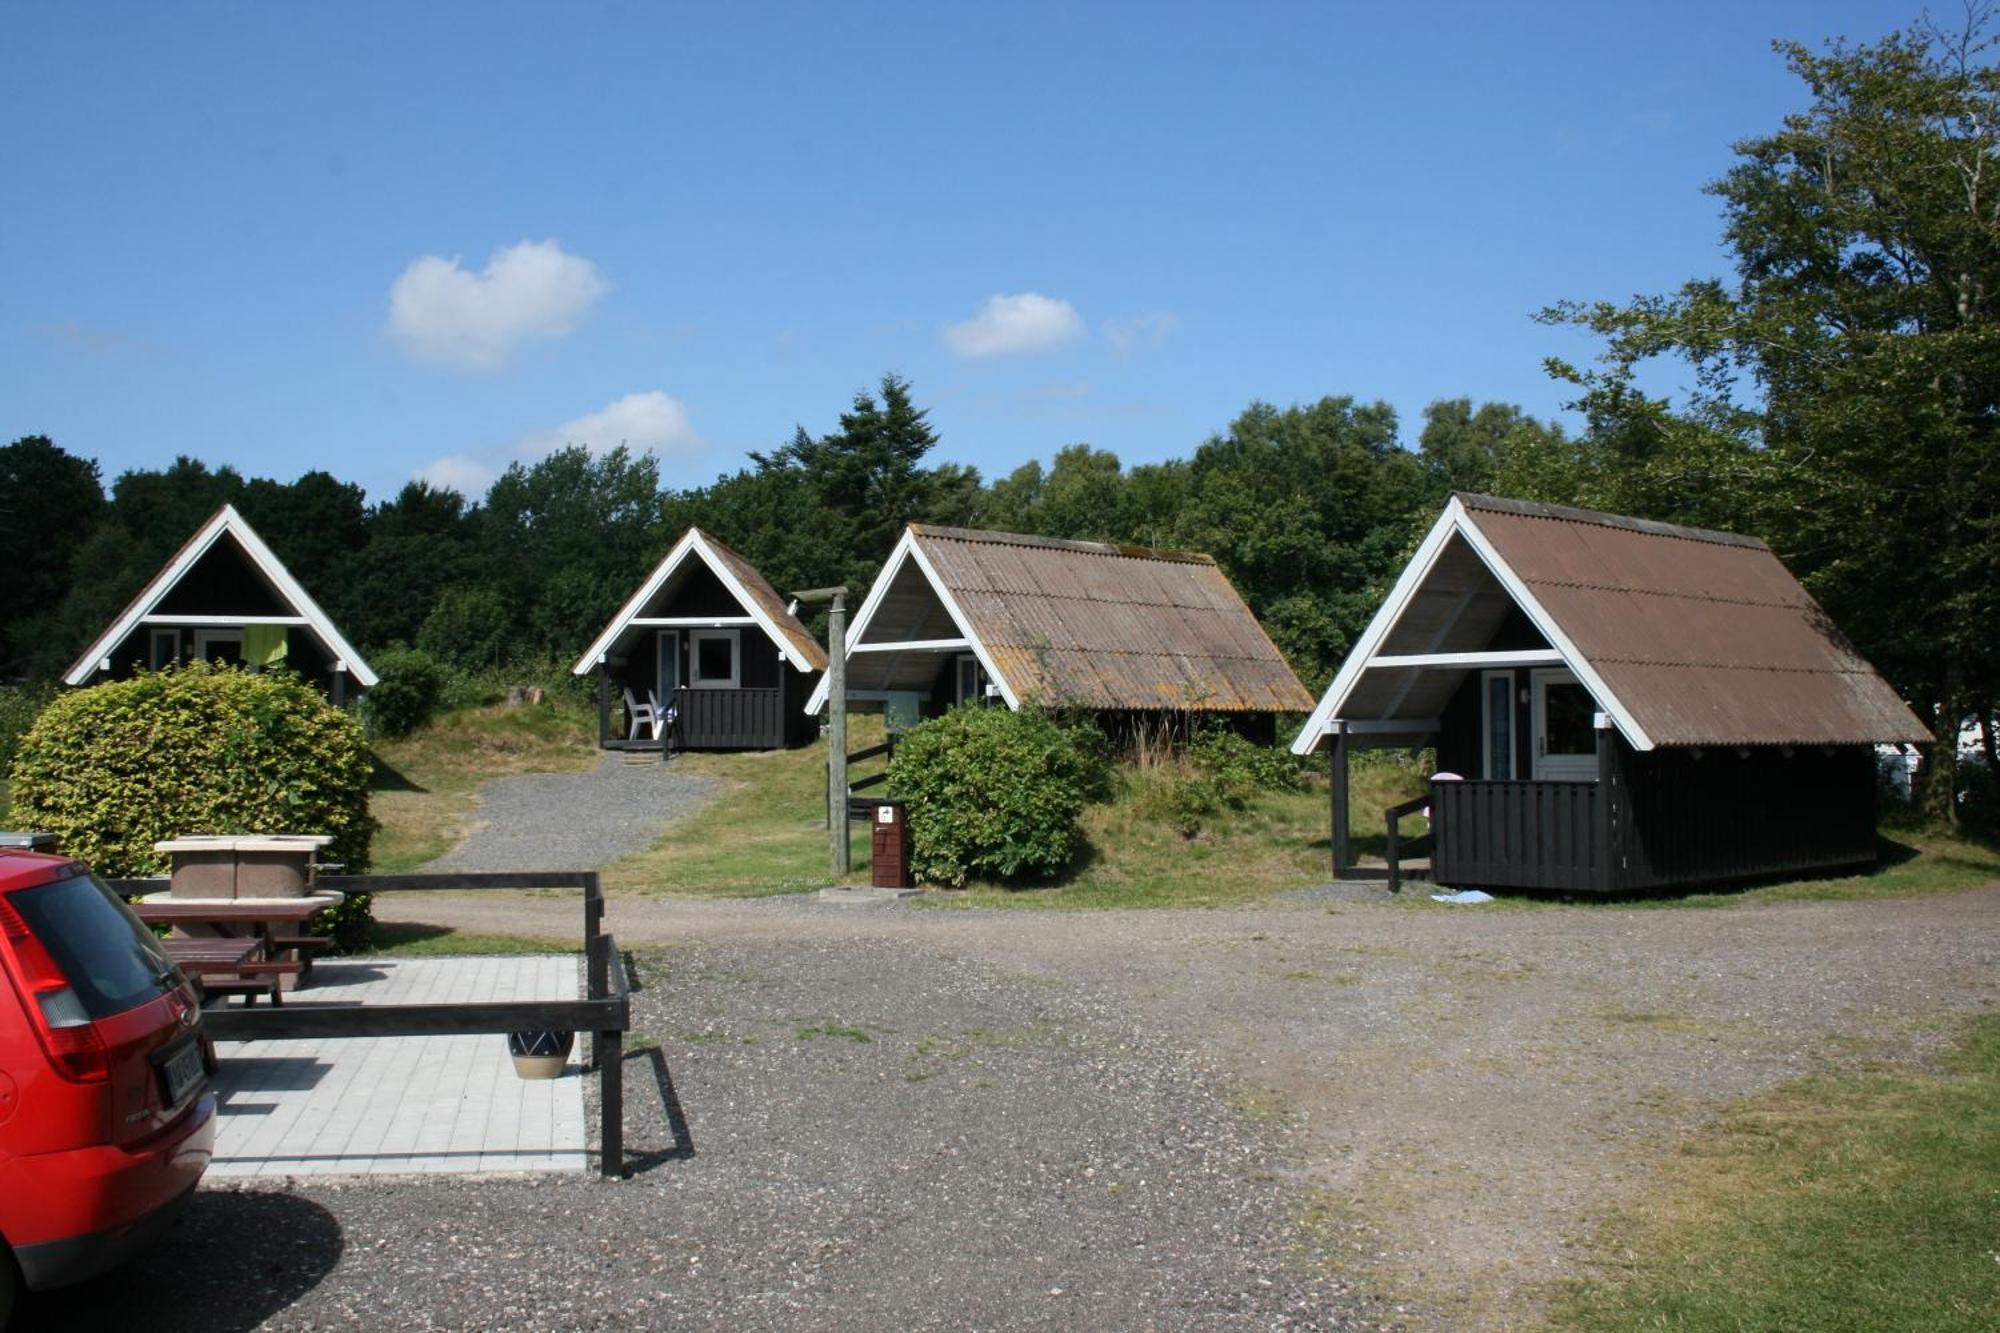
[655,631,680,711]
[1530,668,1597,781]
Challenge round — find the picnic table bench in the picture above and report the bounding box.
[136,895,336,994]
[161,936,280,1005]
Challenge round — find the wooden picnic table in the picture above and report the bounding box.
[134,897,331,931]
[136,895,337,994]
[160,935,281,1005]
[161,936,262,975]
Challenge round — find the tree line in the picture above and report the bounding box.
[2,11,1994,821]
[0,383,1557,697]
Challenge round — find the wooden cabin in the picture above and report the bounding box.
[1291,494,1931,895]
[572,528,826,752]
[62,504,376,703]
[807,524,1314,736]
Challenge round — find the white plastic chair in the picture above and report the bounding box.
[622,688,659,741]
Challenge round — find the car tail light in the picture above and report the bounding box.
[0,893,111,1083]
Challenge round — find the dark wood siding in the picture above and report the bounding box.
[673,686,786,749]
[1432,780,1601,892]
[155,542,287,616]
[1612,745,1877,891]
[1429,733,1880,895]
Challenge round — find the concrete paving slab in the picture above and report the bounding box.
[208,956,587,1178]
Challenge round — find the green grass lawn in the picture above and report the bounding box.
[367,700,598,873]
[602,718,885,895]
[1554,1016,2000,1332]
[604,726,1431,907]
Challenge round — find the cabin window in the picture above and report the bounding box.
[149,629,179,669]
[690,629,740,688]
[955,653,991,706]
[1481,670,1513,780]
[193,628,242,667]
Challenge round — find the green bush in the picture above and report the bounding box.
[361,647,447,737]
[1188,725,1308,795]
[886,706,1108,887]
[6,663,376,881]
[1134,726,1310,839]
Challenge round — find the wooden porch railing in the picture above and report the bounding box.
[1429,779,1602,894]
[1383,793,1434,894]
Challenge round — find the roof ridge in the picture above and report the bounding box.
[1455,493,1768,550]
[910,523,1217,565]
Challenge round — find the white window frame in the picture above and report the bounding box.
[954,652,989,706]
[150,629,180,669]
[193,627,243,666]
[689,629,741,689]
[1480,668,1514,781]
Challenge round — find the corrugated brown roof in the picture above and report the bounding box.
[1458,494,1929,747]
[909,525,1314,713]
[699,530,829,672]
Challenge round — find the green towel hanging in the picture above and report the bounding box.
[242,623,288,668]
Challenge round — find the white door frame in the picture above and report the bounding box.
[1480,668,1514,780]
[1530,666,1598,781]
[655,630,681,705]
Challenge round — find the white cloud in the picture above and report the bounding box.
[519,390,701,457]
[943,292,1083,358]
[1103,310,1180,359]
[416,390,702,496]
[387,239,608,372]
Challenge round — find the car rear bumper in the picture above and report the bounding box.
[8,1090,216,1290]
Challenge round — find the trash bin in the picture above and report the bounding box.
[0,832,59,852]
[871,801,910,889]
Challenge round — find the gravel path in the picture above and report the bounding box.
[369,882,2000,1325]
[25,938,1399,1331]
[424,753,721,873]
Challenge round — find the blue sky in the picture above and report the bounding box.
[3,1,1914,502]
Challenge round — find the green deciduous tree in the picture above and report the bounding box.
[1544,6,2000,825]
[0,436,105,677]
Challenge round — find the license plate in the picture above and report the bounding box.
[155,1036,205,1107]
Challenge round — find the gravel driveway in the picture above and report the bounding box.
[19,887,1997,1329]
[424,754,720,873]
[24,937,1397,1331]
[366,883,2000,1326]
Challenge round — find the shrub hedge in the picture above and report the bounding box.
[360,647,448,738]
[886,706,1108,887]
[8,665,377,946]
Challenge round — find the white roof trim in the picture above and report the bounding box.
[1288,497,1655,754]
[802,527,1021,714]
[571,528,815,676]
[63,504,378,689]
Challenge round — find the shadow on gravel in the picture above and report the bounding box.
[19,1189,344,1331]
[620,1044,696,1176]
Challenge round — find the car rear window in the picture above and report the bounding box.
[6,872,176,1018]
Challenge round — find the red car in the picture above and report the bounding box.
[0,849,216,1324]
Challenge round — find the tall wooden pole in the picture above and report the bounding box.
[1328,724,1351,879]
[827,591,849,876]
[792,586,852,879]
